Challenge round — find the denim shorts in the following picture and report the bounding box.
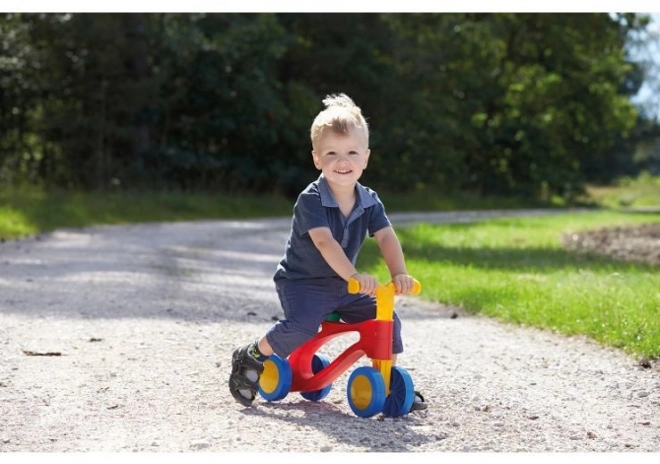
[266,277,404,358]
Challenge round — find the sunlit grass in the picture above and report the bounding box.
[358,211,660,360]
[0,187,294,240]
[0,185,558,241]
[587,171,660,208]
[377,188,556,212]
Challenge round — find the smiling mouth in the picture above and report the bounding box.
[335,169,352,174]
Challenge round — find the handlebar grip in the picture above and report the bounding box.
[347,277,361,294]
[347,277,422,295]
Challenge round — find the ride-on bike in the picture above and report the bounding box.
[258,277,422,418]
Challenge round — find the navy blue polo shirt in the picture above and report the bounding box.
[273,174,391,282]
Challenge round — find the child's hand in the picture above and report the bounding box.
[350,273,379,295]
[392,273,416,294]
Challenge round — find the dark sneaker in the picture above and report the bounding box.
[229,343,265,407]
[409,391,428,412]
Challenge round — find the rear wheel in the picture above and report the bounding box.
[300,353,333,402]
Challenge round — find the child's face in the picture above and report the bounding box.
[312,127,370,190]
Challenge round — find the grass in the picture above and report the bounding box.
[586,171,660,209]
[357,210,660,360]
[0,186,557,241]
[377,188,557,212]
[0,187,294,241]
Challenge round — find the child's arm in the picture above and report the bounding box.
[373,226,416,294]
[308,227,378,294]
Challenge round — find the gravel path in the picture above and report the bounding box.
[1,210,659,452]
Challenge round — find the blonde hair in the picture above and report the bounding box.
[310,93,369,149]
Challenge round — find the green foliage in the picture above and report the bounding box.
[1,13,657,200]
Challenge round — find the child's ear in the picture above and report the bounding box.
[311,151,322,170]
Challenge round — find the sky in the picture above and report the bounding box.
[630,13,660,115]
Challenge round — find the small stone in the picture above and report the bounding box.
[190,439,211,450]
[320,445,332,452]
[637,391,649,397]
[639,358,652,369]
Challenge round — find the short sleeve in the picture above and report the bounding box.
[367,192,391,236]
[294,192,329,236]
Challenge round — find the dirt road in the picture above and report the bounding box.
[1,211,658,452]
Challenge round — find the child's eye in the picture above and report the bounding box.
[326,151,336,156]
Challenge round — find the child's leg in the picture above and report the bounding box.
[257,337,275,357]
[263,279,342,358]
[229,279,340,406]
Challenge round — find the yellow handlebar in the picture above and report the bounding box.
[348,278,422,295]
[346,277,421,396]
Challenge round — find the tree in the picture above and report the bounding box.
[0,13,654,200]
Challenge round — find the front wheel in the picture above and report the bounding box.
[346,366,386,418]
[381,366,415,417]
[258,354,292,402]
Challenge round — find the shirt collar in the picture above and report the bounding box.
[317,174,377,209]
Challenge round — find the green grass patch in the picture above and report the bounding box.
[0,187,294,240]
[586,171,660,208]
[377,188,557,212]
[357,210,660,360]
[0,186,559,241]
